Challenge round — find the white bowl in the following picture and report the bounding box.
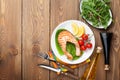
[51,20,95,64]
[80,0,112,29]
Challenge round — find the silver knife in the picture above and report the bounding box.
[38,64,79,80]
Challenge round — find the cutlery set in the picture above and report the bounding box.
[37,52,79,79]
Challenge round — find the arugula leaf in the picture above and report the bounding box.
[81,0,111,29]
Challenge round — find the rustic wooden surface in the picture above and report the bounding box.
[0,0,21,80]
[22,0,50,80]
[0,0,120,80]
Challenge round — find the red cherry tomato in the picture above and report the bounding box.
[78,40,84,46]
[82,34,88,40]
[80,45,86,51]
[86,43,92,48]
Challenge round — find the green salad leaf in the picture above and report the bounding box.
[66,42,80,60]
[81,0,112,29]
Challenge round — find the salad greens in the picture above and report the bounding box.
[66,42,82,60]
[81,0,111,29]
[103,0,110,3]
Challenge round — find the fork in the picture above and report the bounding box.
[37,52,56,62]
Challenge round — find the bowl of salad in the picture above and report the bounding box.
[51,20,95,64]
[80,0,113,29]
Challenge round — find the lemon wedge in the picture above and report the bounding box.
[76,26,85,37]
[71,22,79,35]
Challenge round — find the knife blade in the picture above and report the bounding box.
[38,64,61,73]
[38,64,79,80]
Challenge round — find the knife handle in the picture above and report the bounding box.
[49,60,74,73]
[60,64,74,73]
[61,72,79,80]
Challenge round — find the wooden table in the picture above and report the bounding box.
[0,0,120,80]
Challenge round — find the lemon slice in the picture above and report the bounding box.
[76,26,85,37]
[71,22,79,35]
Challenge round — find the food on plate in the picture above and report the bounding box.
[78,39,84,46]
[86,43,92,48]
[66,42,81,60]
[82,34,88,40]
[57,30,81,60]
[81,0,112,29]
[77,26,85,37]
[71,22,79,35]
[80,45,87,51]
[55,29,65,56]
[71,22,85,37]
[78,34,93,51]
[54,22,94,61]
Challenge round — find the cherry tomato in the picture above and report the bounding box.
[78,40,84,46]
[86,43,92,48]
[80,45,86,51]
[82,34,88,40]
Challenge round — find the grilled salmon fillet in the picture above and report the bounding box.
[58,30,81,60]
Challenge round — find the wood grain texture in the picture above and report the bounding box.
[22,0,50,80]
[0,0,21,80]
[0,0,119,80]
[79,0,106,80]
[106,0,120,80]
[50,0,79,80]
[79,12,106,80]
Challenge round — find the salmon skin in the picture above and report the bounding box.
[57,30,81,60]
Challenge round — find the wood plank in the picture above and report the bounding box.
[81,20,106,80]
[22,0,50,80]
[79,0,106,80]
[0,0,21,80]
[50,0,79,80]
[106,0,120,80]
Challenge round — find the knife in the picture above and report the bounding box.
[38,64,79,80]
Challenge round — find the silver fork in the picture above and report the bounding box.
[37,52,56,62]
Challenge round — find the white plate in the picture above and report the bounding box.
[80,0,112,29]
[51,20,95,64]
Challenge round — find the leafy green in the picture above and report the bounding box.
[66,42,82,60]
[55,29,65,55]
[81,0,111,29]
[103,0,110,3]
[66,42,76,57]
